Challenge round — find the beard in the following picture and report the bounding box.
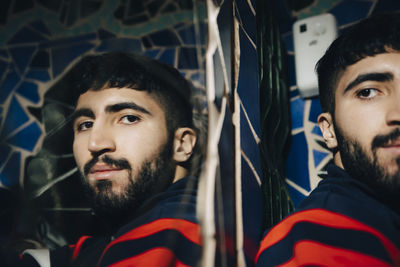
[335,124,400,199]
[80,142,174,227]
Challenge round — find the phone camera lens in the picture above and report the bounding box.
[300,24,307,33]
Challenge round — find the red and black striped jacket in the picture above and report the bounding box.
[255,164,400,266]
[15,176,201,267]
[71,177,201,267]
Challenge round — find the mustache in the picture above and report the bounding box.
[83,155,132,177]
[372,128,400,150]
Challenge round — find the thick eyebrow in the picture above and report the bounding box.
[343,72,393,94]
[71,108,95,125]
[104,102,151,115]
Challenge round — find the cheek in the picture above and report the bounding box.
[336,108,382,148]
[119,123,168,149]
[73,137,87,168]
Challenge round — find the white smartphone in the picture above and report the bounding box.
[293,13,338,98]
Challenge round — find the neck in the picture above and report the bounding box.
[173,165,188,183]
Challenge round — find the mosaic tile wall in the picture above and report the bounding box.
[0,0,207,188]
[0,0,211,246]
[0,0,264,266]
[282,0,400,207]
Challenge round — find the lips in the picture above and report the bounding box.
[382,137,400,148]
[88,164,124,181]
[378,139,400,157]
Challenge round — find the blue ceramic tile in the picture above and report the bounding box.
[313,149,329,168]
[0,59,7,79]
[0,151,20,188]
[31,50,50,68]
[372,0,400,14]
[6,122,42,152]
[0,49,8,59]
[288,54,297,87]
[173,22,186,30]
[312,125,322,136]
[142,36,152,49]
[290,97,305,130]
[199,23,207,45]
[190,71,205,86]
[10,46,36,74]
[29,20,52,36]
[39,33,97,49]
[178,25,197,45]
[179,71,186,78]
[142,37,153,49]
[16,81,40,103]
[0,144,11,168]
[144,49,160,59]
[97,28,116,40]
[61,2,82,27]
[280,18,296,36]
[237,29,260,135]
[308,98,322,123]
[240,111,262,178]
[330,1,371,26]
[283,32,294,53]
[234,0,256,43]
[0,67,19,103]
[241,157,263,261]
[158,48,175,66]
[290,88,299,99]
[95,38,141,53]
[25,69,50,82]
[1,97,30,138]
[178,47,198,69]
[52,42,95,77]
[286,181,307,207]
[183,22,207,46]
[7,26,48,45]
[286,131,311,191]
[149,29,181,46]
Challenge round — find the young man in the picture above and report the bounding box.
[256,12,400,266]
[5,52,203,266]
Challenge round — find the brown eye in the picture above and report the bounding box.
[356,88,378,99]
[120,115,139,124]
[77,121,93,132]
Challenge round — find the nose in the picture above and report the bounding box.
[386,90,400,126]
[88,124,116,155]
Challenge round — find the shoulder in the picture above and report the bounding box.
[98,178,201,266]
[98,218,201,267]
[255,208,400,266]
[131,176,199,226]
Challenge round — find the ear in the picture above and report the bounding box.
[172,127,197,163]
[317,112,338,150]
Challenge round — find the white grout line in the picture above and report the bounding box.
[241,150,262,186]
[285,178,310,196]
[240,100,260,144]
